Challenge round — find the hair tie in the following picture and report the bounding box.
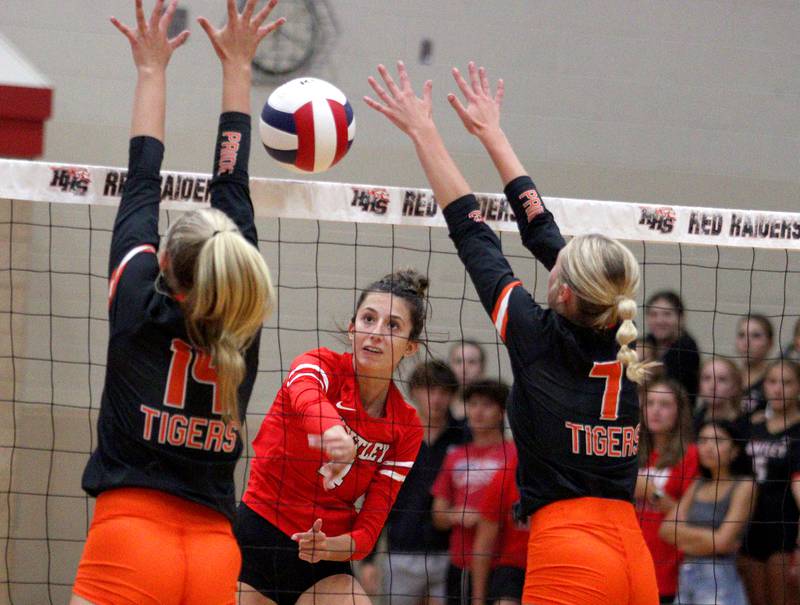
[211,230,222,237]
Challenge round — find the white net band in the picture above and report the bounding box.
[2,158,799,250]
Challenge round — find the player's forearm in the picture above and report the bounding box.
[131,68,167,141]
[323,534,358,561]
[221,63,252,114]
[479,128,526,188]
[408,124,471,209]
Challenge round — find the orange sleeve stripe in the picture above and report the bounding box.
[491,280,521,342]
[108,245,157,307]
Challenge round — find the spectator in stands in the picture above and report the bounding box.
[636,378,698,603]
[738,360,800,605]
[448,339,487,420]
[693,357,746,435]
[432,380,514,605]
[736,314,774,415]
[660,419,754,605]
[644,291,700,401]
[374,359,467,605]
[782,318,800,362]
[471,449,527,605]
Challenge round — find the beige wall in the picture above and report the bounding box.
[1,1,798,210]
[1,1,800,602]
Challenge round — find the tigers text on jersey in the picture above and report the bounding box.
[442,176,642,520]
[81,113,260,521]
[242,348,423,559]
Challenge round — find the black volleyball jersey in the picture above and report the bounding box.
[746,419,800,525]
[443,176,642,520]
[82,112,261,521]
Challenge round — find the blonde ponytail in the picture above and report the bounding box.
[614,297,647,383]
[558,234,652,385]
[164,208,275,423]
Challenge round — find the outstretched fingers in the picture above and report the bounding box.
[451,67,474,101]
[447,92,469,122]
[149,0,165,32]
[257,17,285,42]
[367,74,394,107]
[254,0,279,28]
[479,66,490,95]
[241,0,257,21]
[495,78,505,106]
[196,16,222,52]
[468,61,482,95]
[377,64,401,99]
[226,0,238,23]
[169,29,190,50]
[422,79,433,106]
[159,0,177,33]
[134,0,147,33]
[110,16,137,44]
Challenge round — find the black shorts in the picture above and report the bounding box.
[235,503,353,605]
[741,517,799,562]
[446,564,470,605]
[488,565,524,603]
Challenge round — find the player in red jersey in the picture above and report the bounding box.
[236,269,427,605]
[367,61,659,605]
[71,2,282,604]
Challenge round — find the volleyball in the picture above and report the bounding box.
[259,77,355,173]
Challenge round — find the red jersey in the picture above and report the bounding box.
[432,440,516,569]
[479,451,529,569]
[242,348,423,559]
[636,444,698,596]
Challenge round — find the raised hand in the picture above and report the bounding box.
[364,61,435,139]
[111,0,189,73]
[448,61,505,140]
[197,0,285,68]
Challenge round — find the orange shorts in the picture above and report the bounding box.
[523,497,658,605]
[73,488,240,605]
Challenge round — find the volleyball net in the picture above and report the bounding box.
[1,158,799,603]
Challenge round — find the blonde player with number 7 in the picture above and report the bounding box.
[366,60,659,605]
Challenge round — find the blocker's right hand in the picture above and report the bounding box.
[111,0,190,72]
[197,0,285,68]
[448,61,505,141]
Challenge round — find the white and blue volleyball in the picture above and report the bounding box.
[260,77,355,173]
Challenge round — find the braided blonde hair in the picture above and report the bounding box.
[557,234,648,384]
[164,208,275,423]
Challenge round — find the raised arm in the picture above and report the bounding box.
[365,62,470,208]
[112,0,189,142]
[449,62,565,271]
[366,64,549,360]
[198,0,285,245]
[108,0,188,275]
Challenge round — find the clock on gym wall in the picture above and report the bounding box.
[240,0,321,76]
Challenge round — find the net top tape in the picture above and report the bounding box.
[1,158,799,250]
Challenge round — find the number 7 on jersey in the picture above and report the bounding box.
[589,361,623,421]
